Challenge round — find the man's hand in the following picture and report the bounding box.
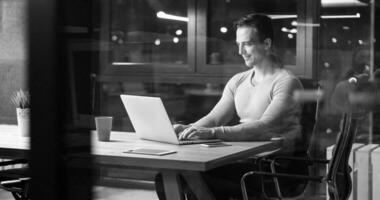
[178,126,215,140]
[173,124,191,135]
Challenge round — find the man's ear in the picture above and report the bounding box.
[263,38,272,50]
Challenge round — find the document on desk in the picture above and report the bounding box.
[200,142,232,148]
[124,148,177,156]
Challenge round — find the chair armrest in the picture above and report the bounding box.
[272,156,329,165]
[241,171,324,200]
[0,177,30,186]
[242,171,324,182]
[0,159,28,167]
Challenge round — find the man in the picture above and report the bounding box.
[156,14,305,199]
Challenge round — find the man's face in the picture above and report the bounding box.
[236,26,269,67]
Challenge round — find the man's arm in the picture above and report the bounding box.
[217,77,303,141]
[179,76,302,141]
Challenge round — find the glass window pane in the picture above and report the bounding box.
[319,1,371,80]
[110,0,188,65]
[318,0,375,143]
[99,82,223,131]
[207,0,297,66]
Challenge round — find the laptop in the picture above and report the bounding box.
[120,94,221,145]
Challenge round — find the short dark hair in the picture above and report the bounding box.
[234,14,274,42]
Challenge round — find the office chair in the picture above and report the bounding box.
[241,83,321,200]
[241,112,357,200]
[0,158,30,200]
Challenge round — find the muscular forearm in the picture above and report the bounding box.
[212,122,279,141]
[192,115,219,127]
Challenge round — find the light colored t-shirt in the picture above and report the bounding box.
[194,68,303,151]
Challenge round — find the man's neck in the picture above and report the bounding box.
[252,63,276,83]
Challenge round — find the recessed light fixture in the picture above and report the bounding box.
[154,38,161,46]
[173,37,179,43]
[220,27,228,33]
[281,27,289,32]
[332,37,338,43]
[281,27,297,34]
[290,28,297,33]
[175,29,183,35]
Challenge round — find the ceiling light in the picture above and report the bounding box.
[321,0,367,7]
[332,37,338,43]
[281,27,289,32]
[173,37,179,43]
[268,15,297,19]
[269,13,360,20]
[220,27,228,33]
[157,11,189,22]
[175,29,183,35]
[292,22,321,27]
[154,38,161,46]
[321,13,360,19]
[112,62,149,66]
[288,34,294,39]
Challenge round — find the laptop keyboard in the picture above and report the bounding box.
[178,139,221,145]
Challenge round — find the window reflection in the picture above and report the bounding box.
[317,0,380,144]
[207,0,297,66]
[99,82,223,131]
[110,0,188,65]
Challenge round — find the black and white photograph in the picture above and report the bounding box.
[0,0,380,199]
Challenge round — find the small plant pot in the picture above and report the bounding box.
[16,108,30,137]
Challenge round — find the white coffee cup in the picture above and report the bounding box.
[95,116,113,141]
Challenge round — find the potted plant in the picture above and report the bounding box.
[10,89,31,137]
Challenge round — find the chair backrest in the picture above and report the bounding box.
[326,113,357,200]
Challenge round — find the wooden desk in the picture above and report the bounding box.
[0,126,280,200]
[92,131,281,200]
[0,125,29,157]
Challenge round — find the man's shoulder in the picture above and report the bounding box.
[276,68,298,79]
[274,69,303,88]
[230,69,252,82]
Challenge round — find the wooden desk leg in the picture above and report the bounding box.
[161,171,184,200]
[182,171,216,200]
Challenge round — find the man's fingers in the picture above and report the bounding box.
[179,127,194,140]
[187,132,200,139]
[173,124,184,133]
